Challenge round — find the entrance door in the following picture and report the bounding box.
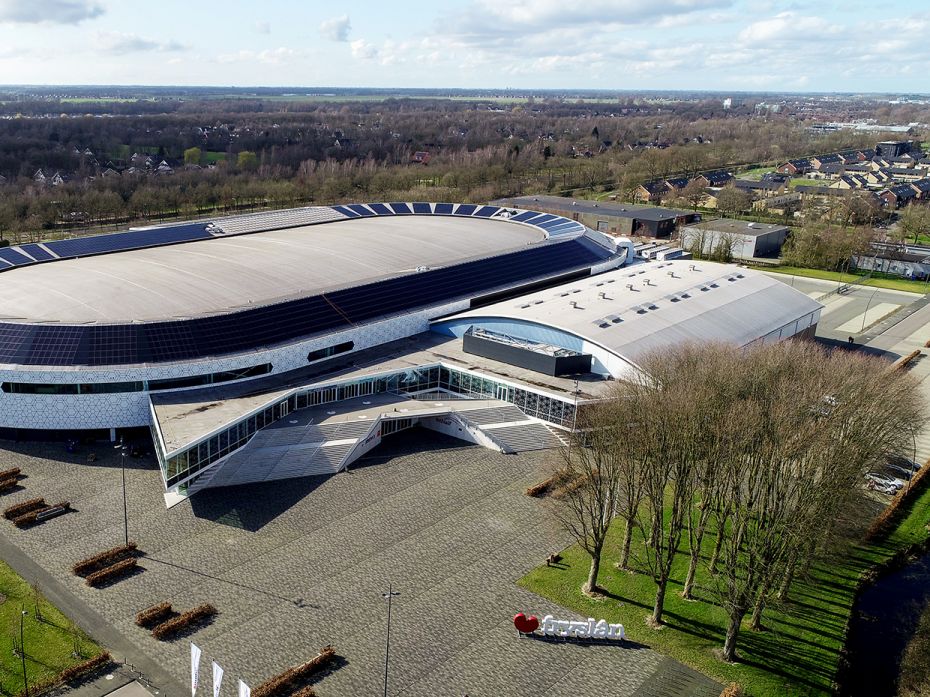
[496,385,509,402]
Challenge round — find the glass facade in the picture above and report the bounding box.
[156,363,575,490]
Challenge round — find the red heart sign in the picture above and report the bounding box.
[513,613,539,633]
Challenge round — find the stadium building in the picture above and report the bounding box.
[0,203,821,504]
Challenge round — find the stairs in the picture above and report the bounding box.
[186,418,377,494]
[455,405,570,454]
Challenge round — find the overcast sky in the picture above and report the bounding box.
[0,0,926,92]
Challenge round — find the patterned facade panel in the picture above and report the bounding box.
[0,299,469,430]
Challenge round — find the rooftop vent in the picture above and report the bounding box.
[667,271,677,278]
[627,283,635,290]
[689,264,697,271]
[648,304,659,310]
[700,286,710,292]
[643,279,652,286]
[670,297,681,303]
[710,283,719,288]
[598,291,607,299]
[636,308,648,315]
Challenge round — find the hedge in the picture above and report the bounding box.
[0,477,19,494]
[13,652,112,697]
[13,502,70,528]
[4,498,44,520]
[136,601,173,628]
[0,467,21,480]
[865,457,930,542]
[252,645,336,697]
[151,604,217,640]
[73,543,137,577]
[85,558,137,587]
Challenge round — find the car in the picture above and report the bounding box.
[885,462,915,481]
[866,478,897,495]
[866,471,905,491]
[888,455,921,473]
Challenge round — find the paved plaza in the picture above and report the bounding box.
[0,430,719,697]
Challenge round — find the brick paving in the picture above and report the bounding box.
[0,430,719,697]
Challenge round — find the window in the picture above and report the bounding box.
[308,341,354,363]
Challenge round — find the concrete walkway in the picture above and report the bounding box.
[0,533,185,696]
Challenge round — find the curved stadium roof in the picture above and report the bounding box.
[0,204,613,367]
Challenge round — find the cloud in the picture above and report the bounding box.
[738,12,838,43]
[350,39,378,60]
[95,31,187,55]
[320,14,351,42]
[254,20,270,34]
[0,0,104,23]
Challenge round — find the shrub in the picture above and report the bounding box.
[12,652,112,697]
[291,687,317,697]
[4,498,44,520]
[135,601,173,628]
[85,558,137,587]
[252,645,337,697]
[0,477,19,493]
[893,349,922,371]
[73,543,137,577]
[0,467,21,480]
[13,501,70,528]
[866,456,930,542]
[719,684,744,697]
[151,604,217,640]
[525,468,574,498]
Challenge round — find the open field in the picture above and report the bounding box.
[521,477,930,697]
[761,265,930,294]
[789,178,826,188]
[739,166,775,180]
[0,560,102,696]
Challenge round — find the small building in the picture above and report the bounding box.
[634,180,669,203]
[876,140,913,159]
[810,154,843,170]
[492,195,698,238]
[777,159,812,175]
[664,177,691,192]
[830,174,868,190]
[853,244,930,279]
[411,151,431,165]
[695,170,734,188]
[733,179,786,197]
[880,184,919,208]
[679,219,789,260]
[910,179,930,200]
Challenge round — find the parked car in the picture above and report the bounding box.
[866,471,905,491]
[866,478,898,495]
[887,455,920,474]
[885,462,915,481]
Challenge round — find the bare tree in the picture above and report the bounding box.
[556,403,624,595]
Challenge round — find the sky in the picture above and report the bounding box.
[0,0,927,93]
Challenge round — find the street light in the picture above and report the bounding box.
[113,437,129,546]
[860,287,880,334]
[380,584,400,697]
[20,608,28,697]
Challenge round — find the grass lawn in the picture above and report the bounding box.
[0,560,102,696]
[203,151,227,164]
[740,167,775,180]
[789,178,826,189]
[761,265,930,295]
[520,482,930,697]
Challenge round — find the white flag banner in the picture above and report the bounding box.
[212,661,224,697]
[191,643,202,697]
[238,680,251,697]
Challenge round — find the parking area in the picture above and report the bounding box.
[762,272,927,346]
[0,430,718,697]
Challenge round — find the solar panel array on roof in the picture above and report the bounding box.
[45,222,213,258]
[17,244,55,261]
[0,239,608,367]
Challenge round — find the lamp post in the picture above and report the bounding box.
[380,584,400,697]
[19,608,28,697]
[114,438,129,545]
[860,287,880,334]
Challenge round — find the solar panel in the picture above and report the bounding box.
[0,238,609,367]
[388,202,412,215]
[367,203,393,215]
[347,204,375,217]
[412,202,432,214]
[454,204,478,216]
[331,205,361,217]
[433,203,454,215]
[45,223,213,258]
[472,206,500,218]
[0,248,33,266]
[510,211,540,222]
[18,244,55,261]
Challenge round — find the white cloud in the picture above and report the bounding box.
[0,0,103,23]
[254,21,271,34]
[350,39,378,60]
[95,31,187,55]
[738,12,838,43]
[320,14,351,42]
